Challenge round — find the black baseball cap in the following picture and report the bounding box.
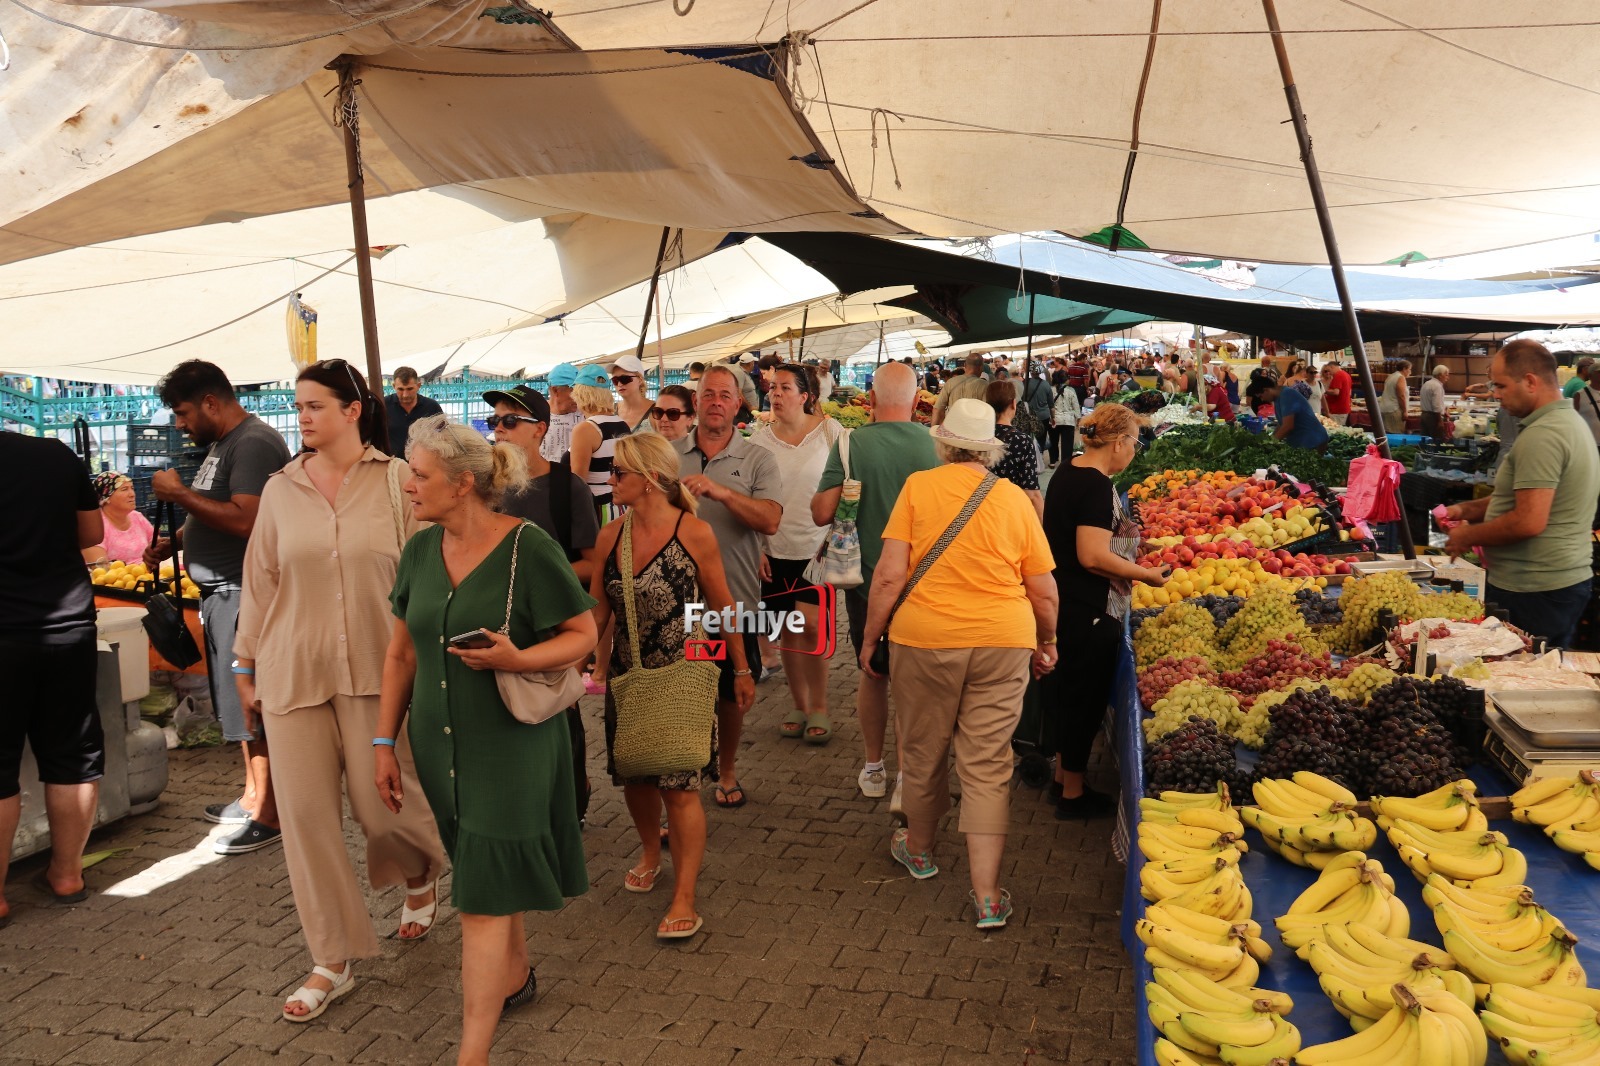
[482,384,550,421]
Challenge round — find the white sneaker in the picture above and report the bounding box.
[889,772,906,826]
[858,765,887,798]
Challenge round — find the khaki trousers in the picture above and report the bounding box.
[263,694,447,966]
[888,644,1032,836]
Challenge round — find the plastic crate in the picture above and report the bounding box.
[1239,415,1267,434]
[127,424,202,459]
[1384,433,1429,446]
[1416,447,1477,474]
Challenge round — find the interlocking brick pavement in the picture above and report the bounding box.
[1,637,1135,1064]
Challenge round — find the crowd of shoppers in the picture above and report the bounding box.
[21,336,1600,1065]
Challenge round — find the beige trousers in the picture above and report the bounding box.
[263,694,447,965]
[888,644,1032,836]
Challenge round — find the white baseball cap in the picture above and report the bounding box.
[610,354,645,375]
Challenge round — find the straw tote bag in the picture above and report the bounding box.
[494,524,587,725]
[609,514,720,778]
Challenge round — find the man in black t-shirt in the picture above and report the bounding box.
[0,432,107,914]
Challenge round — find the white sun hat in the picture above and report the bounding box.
[929,397,1005,453]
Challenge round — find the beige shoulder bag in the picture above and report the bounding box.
[495,523,588,725]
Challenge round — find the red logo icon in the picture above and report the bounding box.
[685,639,727,661]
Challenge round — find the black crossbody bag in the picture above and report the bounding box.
[142,501,202,668]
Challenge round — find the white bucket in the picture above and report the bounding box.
[96,606,150,703]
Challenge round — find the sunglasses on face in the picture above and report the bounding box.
[485,414,541,430]
[649,406,689,422]
[610,374,637,386]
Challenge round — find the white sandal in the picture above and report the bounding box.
[395,880,438,941]
[282,963,355,1023]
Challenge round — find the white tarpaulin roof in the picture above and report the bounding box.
[0,0,897,269]
[408,239,916,377]
[0,185,728,383]
[539,0,1600,263]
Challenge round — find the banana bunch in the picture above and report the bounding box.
[1138,815,1254,926]
[1142,782,1235,824]
[1385,820,1529,889]
[1509,771,1600,831]
[1539,791,1600,868]
[1242,773,1379,870]
[1303,927,1473,1025]
[1275,854,1408,951]
[1481,983,1600,1065]
[1295,984,1487,1066]
[1437,896,1585,990]
[1147,965,1301,1066]
[1370,779,1483,832]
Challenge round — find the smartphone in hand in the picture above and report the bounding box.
[448,628,495,650]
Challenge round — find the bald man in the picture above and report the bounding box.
[812,363,939,804]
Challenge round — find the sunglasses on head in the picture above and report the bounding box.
[610,374,637,386]
[649,406,689,421]
[485,414,541,430]
[313,358,364,398]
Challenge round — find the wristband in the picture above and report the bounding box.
[733,669,753,677]
[372,738,397,748]
[230,660,255,676]
[1039,637,1057,645]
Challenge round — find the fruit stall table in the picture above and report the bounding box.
[1116,636,1600,1066]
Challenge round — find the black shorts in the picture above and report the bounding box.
[717,632,764,704]
[845,585,869,661]
[0,638,106,799]
[760,556,822,609]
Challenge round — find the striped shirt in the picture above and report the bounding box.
[582,414,631,503]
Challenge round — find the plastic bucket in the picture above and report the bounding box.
[97,605,151,703]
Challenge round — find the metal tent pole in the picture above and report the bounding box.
[797,306,810,361]
[1260,0,1415,558]
[635,227,673,391]
[333,59,384,400]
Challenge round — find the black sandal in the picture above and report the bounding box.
[502,968,537,1013]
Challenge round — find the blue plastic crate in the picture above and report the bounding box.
[1384,432,1429,446]
[1239,415,1268,434]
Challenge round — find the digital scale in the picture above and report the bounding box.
[1482,690,1600,785]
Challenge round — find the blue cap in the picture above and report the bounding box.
[546,362,578,388]
[572,364,610,388]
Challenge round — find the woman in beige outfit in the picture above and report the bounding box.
[234,360,447,1023]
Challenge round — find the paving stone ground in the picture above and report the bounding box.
[0,633,1135,1065]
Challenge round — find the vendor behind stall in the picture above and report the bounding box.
[1421,366,1451,442]
[1443,340,1600,647]
[82,472,153,565]
[1246,377,1328,452]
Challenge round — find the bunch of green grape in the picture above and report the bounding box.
[1144,679,1242,743]
[1212,582,1329,668]
[1133,601,1220,669]
[1339,662,1399,704]
[1325,572,1424,654]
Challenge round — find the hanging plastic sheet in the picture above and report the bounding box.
[286,293,317,371]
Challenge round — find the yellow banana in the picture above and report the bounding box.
[1340,922,1456,970]
[1150,966,1254,1014]
[1472,843,1528,890]
[1421,873,1532,915]
[1152,1037,1215,1066]
[1140,923,1249,975]
[1513,782,1600,828]
[1499,1031,1600,1066]
[1333,817,1379,853]
[1371,786,1476,831]
[1412,1005,1453,1066]
[1297,812,1365,851]
[1166,871,1252,920]
[1433,900,1563,953]
[1156,850,1245,875]
[1242,987,1294,1015]
[1420,839,1507,883]
[1442,928,1580,987]
[1251,777,1330,818]
[1509,775,1578,808]
[1287,866,1365,915]
[1157,783,1233,807]
[1292,770,1359,807]
[1152,1007,1222,1057]
[1217,1015,1300,1066]
[1548,824,1600,854]
[1382,893,1411,938]
[1175,806,1247,835]
[1480,1007,1600,1046]
[1142,821,1244,850]
[1412,986,1486,1066]
[1393,842,1435,882]
[1460,805,1490,833]
[1216,952,1261,990]
[1293,999,1408,1064]
[1483,981,1600,1025]
[1178,1008,1276,1048]
[1146,944,1234,984]
[1305,942,1410,988]
[1146,902,1261,941]
[1316,971,1389,1020]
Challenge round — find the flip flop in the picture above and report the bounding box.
[31,872,88,905]
[714,784,747,809]
[393,880,438,940]
[624,865,660,893]
[803,712,833,746]
[778,709,806,739]
[656,914,704,940]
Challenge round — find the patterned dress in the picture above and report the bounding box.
[601,514,717,790]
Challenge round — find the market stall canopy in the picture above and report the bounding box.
[10,1,1600,268]
[0,0,898,269]
[398,238,914,378]
[763,233,1600,345]
[539,0,1600,263]
[0,191,729,384]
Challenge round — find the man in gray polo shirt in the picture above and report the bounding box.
[1444,340,1600,646]
[676,365,782,809]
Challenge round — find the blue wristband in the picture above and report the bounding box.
[372,738,397,748]
[231,667,255,676]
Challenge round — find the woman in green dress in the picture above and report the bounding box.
[374,415,597,1066]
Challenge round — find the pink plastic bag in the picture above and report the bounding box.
[1341,445,1403,524]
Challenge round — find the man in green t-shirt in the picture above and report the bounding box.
[1563,356,1595,399]
[1444,340,1600,646]
[812,363,938,800]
